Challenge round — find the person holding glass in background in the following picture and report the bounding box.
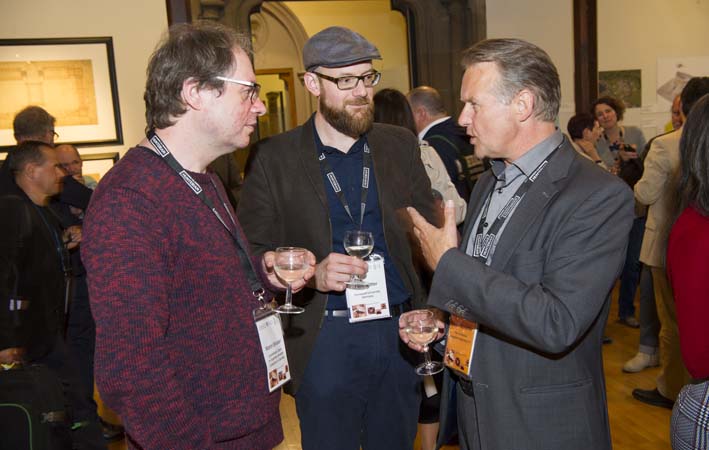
[593,96,647,330]
[238,26,439,450]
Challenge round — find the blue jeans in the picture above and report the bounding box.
[618,216,645,319]
[295,315,420,450]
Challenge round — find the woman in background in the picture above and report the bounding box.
[593,96,647,330]
[666,93,709,450]
[373,88,466,225]
[593,96,647,169]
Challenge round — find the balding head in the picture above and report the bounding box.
[55,144,83,178]
[407,86,448,133]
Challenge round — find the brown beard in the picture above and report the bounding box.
[320,96,374,138]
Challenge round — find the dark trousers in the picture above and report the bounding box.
[638,266,660,352]
[33,337,105,449]
[618,216,645,319]
[66,274,97,409]
[295,315,421,450]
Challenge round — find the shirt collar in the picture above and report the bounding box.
[313,120,366,156]
[490,129,564,181]
[418,116,451,141]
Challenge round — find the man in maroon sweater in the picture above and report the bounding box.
[82,22,314,449]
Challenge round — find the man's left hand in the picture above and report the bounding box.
[261,250,317,293]
[407,200,458,270]
[64,225,82,250]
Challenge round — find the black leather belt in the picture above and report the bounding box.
[324,300,413,318]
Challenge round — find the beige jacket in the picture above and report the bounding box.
[419,141,467,224]
[635,128,681,267]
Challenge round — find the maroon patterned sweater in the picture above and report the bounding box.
[82,147,283,449]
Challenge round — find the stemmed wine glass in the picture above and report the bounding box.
[274,247,308,314]
[343,230,374,289]
[404,310,443,375]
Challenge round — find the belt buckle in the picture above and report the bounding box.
[324,309,349,318]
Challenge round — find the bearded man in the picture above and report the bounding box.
[238,26,438,450]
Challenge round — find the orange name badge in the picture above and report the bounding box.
[443,315,478,376]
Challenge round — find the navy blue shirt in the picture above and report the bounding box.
[314,127,411,310]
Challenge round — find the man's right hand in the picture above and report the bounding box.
[0,347,25,365]
[309,252,368,292]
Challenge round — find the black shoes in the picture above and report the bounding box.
[100,418,125,442]
[632,388,675,409]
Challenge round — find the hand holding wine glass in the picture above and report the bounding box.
[343,230,374,289]
[273,247,309,314]
[402,310,444,375]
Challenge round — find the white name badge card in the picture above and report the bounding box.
[345,254,390,323]
[254,308,291,392]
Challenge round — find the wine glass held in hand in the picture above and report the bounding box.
[343,230,375,290]
[274,247,308,314]
[404,310,444,375]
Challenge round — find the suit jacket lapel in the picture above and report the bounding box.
[488,143,575,269]
[297,115,329,209]
[459,173,495,250]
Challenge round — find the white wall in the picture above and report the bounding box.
[2,0,168,157]
[486,0,576,131]
[599,0,709,137]
[487,0,709,139]
[283,0,410,93]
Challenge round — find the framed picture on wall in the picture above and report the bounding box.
[0,37,123,150]
[81,151,119,182]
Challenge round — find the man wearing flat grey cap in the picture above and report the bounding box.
[238,26,439,450]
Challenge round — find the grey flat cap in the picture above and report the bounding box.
[303,26,381,72]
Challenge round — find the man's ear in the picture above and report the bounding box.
[303,72,321,97]
[515,89,535,122]
[410,106,420,119]
[23,161,40,181]
[180,77,206,111]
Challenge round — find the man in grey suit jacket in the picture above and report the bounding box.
[402,38,634,450]
[238,27,438,450]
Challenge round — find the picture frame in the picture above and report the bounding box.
[0,37,123,150]
[81,151,119,182]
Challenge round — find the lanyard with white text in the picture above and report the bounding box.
[472,145,561,261]
[318,141,372,227]
[147,130,263,294]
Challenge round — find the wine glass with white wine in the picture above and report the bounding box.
[404,310,443,375]
[274,247,308,314]
[343,230,374,290]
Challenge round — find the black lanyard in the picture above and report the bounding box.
[32,204,71,279]
[472,145,561,262]
[33,204,73,314]
[146,130,263,294]
[318,141,372,227]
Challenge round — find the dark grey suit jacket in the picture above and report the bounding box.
[431,138,634,450]
[237,115,438,394]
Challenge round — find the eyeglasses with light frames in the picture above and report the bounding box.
[313,71,381,91]
[215,76,262,104]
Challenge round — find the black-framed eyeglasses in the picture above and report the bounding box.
[313,71,381,90]
[215,76,262,104]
